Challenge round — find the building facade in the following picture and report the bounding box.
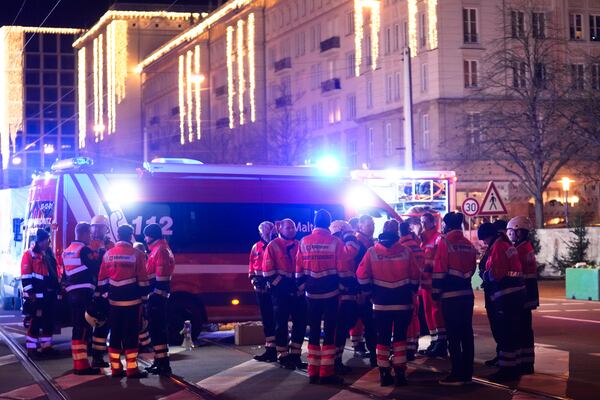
[0,27,83,187]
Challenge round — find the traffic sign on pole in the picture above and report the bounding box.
[461,197,480,217]
[478,181,508,216]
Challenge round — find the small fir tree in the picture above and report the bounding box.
[555,215,590,272]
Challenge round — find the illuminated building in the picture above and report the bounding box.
[0,26,82,187]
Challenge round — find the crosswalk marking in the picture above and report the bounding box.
[0,353,17,367]
[350,367,395,397]
[328,389,371,399]
[196,359,277,395]
[542,315,600,324]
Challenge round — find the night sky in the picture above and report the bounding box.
[1,0,216,29]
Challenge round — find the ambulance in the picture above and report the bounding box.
[21,158,400,343]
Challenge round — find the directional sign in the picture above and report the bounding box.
[478,181,508,216]
[461,197,480,217]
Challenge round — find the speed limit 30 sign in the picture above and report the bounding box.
[462,197,480,217]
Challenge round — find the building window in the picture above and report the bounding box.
[384,26,392,54]
[532,12,545,38]
[421,114,430,149]
[511,11,525,38]
[347,138,358,168]
[347,94,357,119]
[421,63,428,92]
[296,31,306,57]
[312,102,323,128]
[346,11,355,35]
[571,64,584,90]
[368,127,375,159]
[385,74,393,103]
[534,63,547,89]
[394,71,401,101]
[385,123,393,156]
[464,60,478,88]
[328,98,341,124]
[393,23,401,51]
[592,64,600,90]
[590,15,600,41]
[310,63,322,89]
[570,14,584,40]
[365,34,372,66]
[366,79,373,109]
[310,24,321,51]
[512,61,527,88]
[420,13,427,48]
[463,8,478,43]
[346,52,355,77]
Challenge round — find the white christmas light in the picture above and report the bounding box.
[428,0,438,49]
[247,13,256,123]
[237,20,245,126]
[78,47,86,148]
[226,26,235,129]
[186,50,194,142]
[178,55,185,145]
[354,0,381,76]
[194,45,201,140]
[408,0,418,54]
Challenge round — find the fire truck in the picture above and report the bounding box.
[16,158,400,343]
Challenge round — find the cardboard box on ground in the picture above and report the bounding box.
[234,322,265,346]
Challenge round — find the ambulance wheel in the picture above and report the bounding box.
[167,293,206,345]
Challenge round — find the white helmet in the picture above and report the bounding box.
[507,216,532,231]
[91,215,109,226]
[85,311,106,328]
[330,220,352,235]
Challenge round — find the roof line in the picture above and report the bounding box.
[136,0,255,72]
[72,10,201,48]
[0,26,84,34]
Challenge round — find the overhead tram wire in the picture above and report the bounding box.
[21,0,64,54]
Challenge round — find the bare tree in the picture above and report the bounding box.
[454,0,590,228]
[266,83,309,165]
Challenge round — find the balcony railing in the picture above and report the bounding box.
[275,95,292,108]
[274,57,292,72]
[216,117,229,129]
[215,85,227,97]
[321,78,341,93]
[320,36,341,52]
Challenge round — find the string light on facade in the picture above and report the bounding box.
[113,21,128,103]
[428,0,438,49]
[353,0,381,76]
[408,0,418,54]
[226,26,235,129]
[178,55,185,145]
[186,50,194,142]
[237,19,246,126]
[78,48,86,148]
[194,45,201,140]
[247,13,256,123]
[106,23,114,135]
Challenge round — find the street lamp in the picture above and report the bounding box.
[561,177,573,226]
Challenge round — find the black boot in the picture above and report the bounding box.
[379,368,394,387]
[488,367,521,382]
[426,340,447,358]
[369,354,378,368]
[150,359,172,376]
[74,367,101,376]
[334,359,352,375]
[407,350,415,362]
[320,375,345,385]
[520,363,534,375]
[290,354,307,370]
[394,368,407,386]
[278,354,296,370]
[484,356,499,367]
[254,347,278,362]
[353,342,368,358]
[91,355,109,369]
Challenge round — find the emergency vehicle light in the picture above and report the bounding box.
[50,157,94,172]
[150,158,203,165]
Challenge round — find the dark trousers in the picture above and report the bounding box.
[26,295,55,351]
[495,305,522,369]
[374,310,412,369]
[92,319,110,358]
[108,305,141,351]
[256,291,276,346]
[484,289,501,356]
[358,299,377,355]
[68,289,93,342]
[307,296,338,378]
[441,296,474,379]
[272,291,306,356]
[520,308,535,367]
[148,295,169,361]
[334,300,358,359]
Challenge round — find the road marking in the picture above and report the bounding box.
[0,353,17,367]
[0,374,104,400]
[350,367,396,397]
[537,310,561,313]
[0,315,15,318]
[328,389,371,400]
[539,303,559,306]
[564,309,588,312]
[542,315,600,324]
[196,359,276,395]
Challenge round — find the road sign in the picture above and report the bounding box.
[478,181,508,215]
[461,197,480,217]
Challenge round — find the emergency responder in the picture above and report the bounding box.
[250,221,277,362]
[296,210,345,385]
[96,224,150,379]
[419,212,447,357]
[89,215,115,368]
[262,218,306,370]
[330,220,360,374]
[478,223,526,382]
[399,222,424,361]
[357,220,420,387]
[21,229,60,357]
[493,219,508,235]
[507,216,538,375]
[142,223,175,376]
[62,222,102,375]
[351,215,377,366]
[433,212,477,385]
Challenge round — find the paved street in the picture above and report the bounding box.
[0,281,598,400]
